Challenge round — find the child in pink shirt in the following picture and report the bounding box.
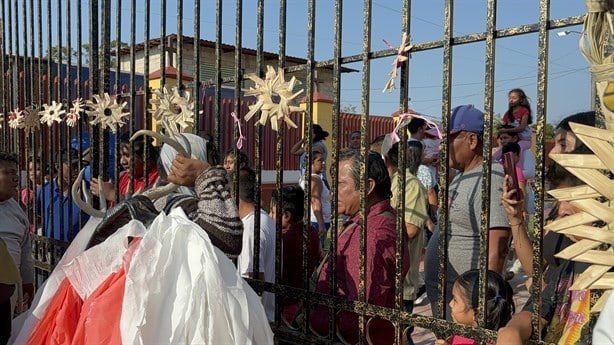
[435,270,515,345]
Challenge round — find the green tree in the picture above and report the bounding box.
[46,45,78,62]
[82,40,129,66]
[341,104,358,114]
[47,41,128,66]
[532,123,555,140]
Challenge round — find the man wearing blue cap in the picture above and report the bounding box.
[423,105,510,319]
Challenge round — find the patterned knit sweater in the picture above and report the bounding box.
[154,166,244,258]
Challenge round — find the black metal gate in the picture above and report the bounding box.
[0,1,596,344]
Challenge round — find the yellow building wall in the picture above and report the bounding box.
[299,95,334,160]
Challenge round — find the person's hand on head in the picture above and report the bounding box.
[167,155,210,187]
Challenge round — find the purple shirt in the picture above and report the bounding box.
[310,199,409,345]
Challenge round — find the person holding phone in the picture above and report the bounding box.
[501,142,526,207]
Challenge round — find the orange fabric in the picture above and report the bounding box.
[27,238,142,345]
[71,268,126,345]
[27,279,83,345]
[71,238,141,345]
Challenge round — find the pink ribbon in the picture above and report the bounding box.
[231,111,245,150]
[390,111,442,144]
[382,38,408,68]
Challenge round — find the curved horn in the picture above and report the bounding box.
[130,129,191,157]
[82,179,91,205]
[97,175,108,212]
[72,168,105,218]
[141,183,180,200]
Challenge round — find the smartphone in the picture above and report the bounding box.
[503,152,520,200]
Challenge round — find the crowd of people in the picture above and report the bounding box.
[0,86,612,344]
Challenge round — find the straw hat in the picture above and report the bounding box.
[546,122,614,312]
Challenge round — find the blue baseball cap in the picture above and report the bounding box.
[449,104,484,135]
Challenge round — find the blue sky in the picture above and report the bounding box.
[27,0,590,125]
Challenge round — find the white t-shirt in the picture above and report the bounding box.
[299,174,332,224]
[593,291,614,345]
[237,209,276,321]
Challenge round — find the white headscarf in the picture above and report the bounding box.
[159,133,208,196]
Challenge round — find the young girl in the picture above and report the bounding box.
[499,88,533,151]
[91,132,159,203]
[21,156,47,234]
[223,148,249,172]
[435,270,515,345]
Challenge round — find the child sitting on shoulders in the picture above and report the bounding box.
[498,88,533,151]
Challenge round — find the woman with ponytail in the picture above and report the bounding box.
[436,270,515,345]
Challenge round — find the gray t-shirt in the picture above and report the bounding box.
[0,198,33,284]
[424,164,509,317]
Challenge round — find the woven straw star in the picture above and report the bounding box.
[86,93,129,133]
[22,107,41,134]
[149,86,197,137]
[8,108,25,129]
[39,101,65,127]
[244,66,303,132]
[66,98,84,127]
[546,123,614,313]
[383,32,412,93]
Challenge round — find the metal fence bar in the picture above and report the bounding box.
[532,0,551,341]
[0,1,595,343]
[252,0,264,291]
[358,1,373,343]
[192,0,200,135]
[476,0,497,331]
[436,0,453,323]
[213,0,222,153]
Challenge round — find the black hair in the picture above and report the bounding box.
[225,148,249,169]
[271,185,305,222]
[504,88,533,125]
[312,124,329,142]
[55,148,81,164]
[120,132,159,163]
[385,141,423,176]
[349,130,361,137]
[339,149,391,199]
[370,135,386,146]
[27,155,50,176]
[455,270,515,331]
[556,111,596,131]
[496,124,518,138]
[407,118,427,135]
[501,142,520,155]
[309,149,323,163]
[206,140,220,166]
[227,167,257,204]
[0,152,18,166]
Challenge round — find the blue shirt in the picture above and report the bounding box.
[36,179,90,242]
